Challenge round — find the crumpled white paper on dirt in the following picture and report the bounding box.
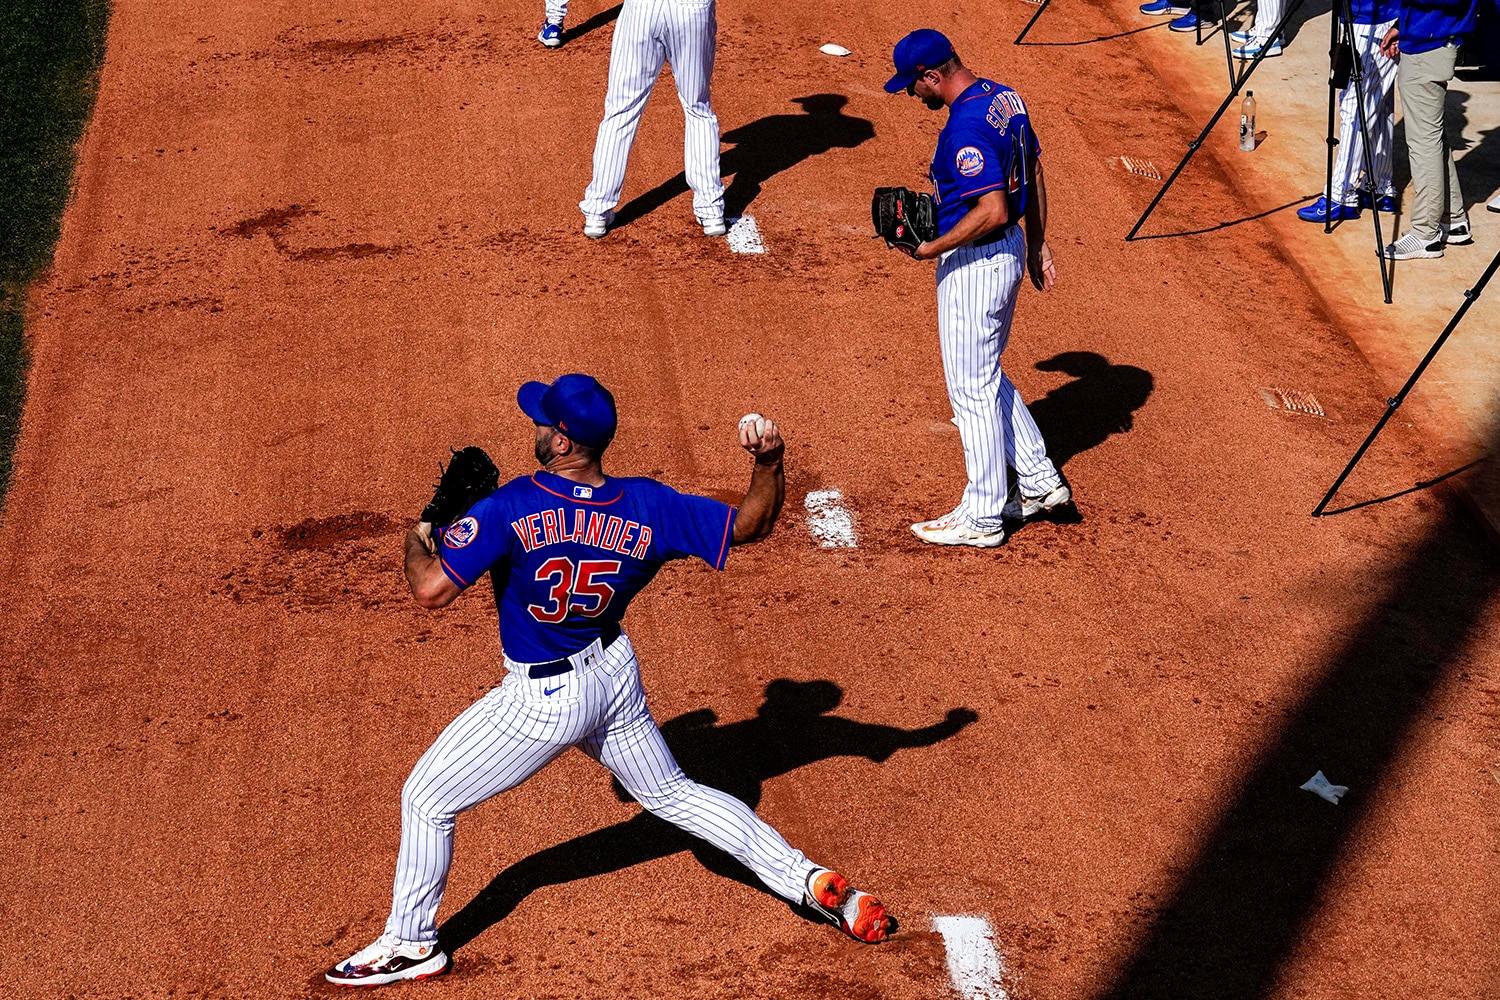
[1300,770,1348,805]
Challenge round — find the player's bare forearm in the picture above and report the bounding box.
[405,522,462,609]
[914,190,1007,260]
[1024,159,1056,292]
[1024,158,1048,247]
[732,416,785,545]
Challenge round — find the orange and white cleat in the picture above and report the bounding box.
[804,868,893,943]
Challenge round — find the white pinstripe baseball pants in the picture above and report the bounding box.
[579,0,724,222]
[384,632,816,944]
[544,0,567,25]
[1329,19,1397,205]
[936,227,1061,534]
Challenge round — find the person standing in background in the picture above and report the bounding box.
[1297,0,1401,223]
[1380,0,1479,259]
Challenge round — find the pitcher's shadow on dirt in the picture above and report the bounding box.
[1029,350,1154,467]
[612,94,876,228]
[437,679,976,953]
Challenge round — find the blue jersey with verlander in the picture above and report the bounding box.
[436,470,736,663]
[930,79,1041,238]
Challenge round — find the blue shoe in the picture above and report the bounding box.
[1141,0,1192,13]
[1297,196,1362,223]
[537,20,563,47]
[1232,35,1283,57]
[1356,190,1397,213]
[1169,12,1214,31]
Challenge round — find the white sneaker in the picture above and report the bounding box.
[1002,481,1072,520]
[910,510,1004,547]
[1382,231,1443,259]
[1231,35,1282,58]
[701,217,728,237]
[1488,193,1499,214]
[583,210,614,239]
[324,932,448,986]
[1439,217,1473,245]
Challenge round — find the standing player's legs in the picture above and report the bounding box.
[580,0,669,220]
[578,644,815,903]
[662,0,725,223]
[384,671,609,944]
[1330,22,1397,206]
[1251,0,1283,39]
[544,0,568,26]
[936,233,1060,532]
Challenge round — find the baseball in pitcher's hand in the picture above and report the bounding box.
[1028,241,1057,291]
[740,415,784,464]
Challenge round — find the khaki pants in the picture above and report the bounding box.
[1397,42,1465,240]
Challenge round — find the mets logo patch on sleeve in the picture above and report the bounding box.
[955,146,986,177]
[444,516,480,548]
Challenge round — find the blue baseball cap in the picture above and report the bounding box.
[517,374,618,449]
[884,29,956,93]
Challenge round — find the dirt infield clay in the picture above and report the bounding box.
[2,0,1497,997]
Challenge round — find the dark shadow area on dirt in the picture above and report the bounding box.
[437,680,975,953]
[1028,352,1154,470]
[562,4,621,44]
[612,95,875,228]
[1099,433,1499,1000]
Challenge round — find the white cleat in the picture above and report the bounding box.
[1002,481,1072,520]
[910,512,1004,548]
[701,217,728,237]
[324,932,448,987]
[583,210,614,239]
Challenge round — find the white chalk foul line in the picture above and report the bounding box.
[932,915,1010,1000]
[726,215,766,254]
[804,489,856,548]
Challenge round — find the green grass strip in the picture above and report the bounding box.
[0,0,111,514]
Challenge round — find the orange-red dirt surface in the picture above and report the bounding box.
[3,0,1498,998]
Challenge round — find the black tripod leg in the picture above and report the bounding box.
[1014,0,1054,45]
[1218,0,1235,87]
[1342,9,1394,302]
[1313,248,1500,515]
[1323,9,1342,234]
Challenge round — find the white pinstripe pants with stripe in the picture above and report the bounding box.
[580,0,725,222]
[384,632,815,944]
[1329,20,1397,205]
[936,227,1062,533]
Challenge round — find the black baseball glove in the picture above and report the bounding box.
[420,446,500,528]
[872,186,938,257]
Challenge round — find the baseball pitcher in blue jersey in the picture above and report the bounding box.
[886,29,1073,549]
[324,374,892,987]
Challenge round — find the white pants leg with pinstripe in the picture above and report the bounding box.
[384,632,815,944]
[935,227,1062,534]
[579,0,725,222]
[1329,19,1397,206]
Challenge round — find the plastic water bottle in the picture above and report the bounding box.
[1239,90,1256,151]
